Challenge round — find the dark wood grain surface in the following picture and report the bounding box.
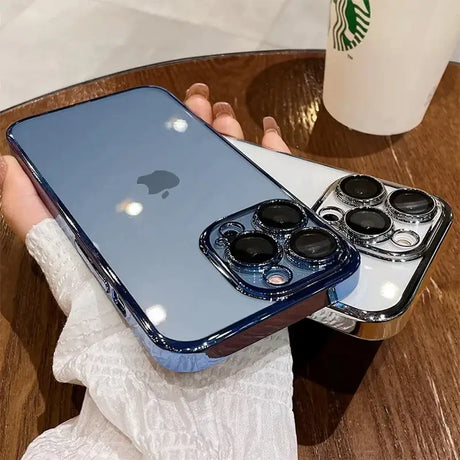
[1,51,459,459]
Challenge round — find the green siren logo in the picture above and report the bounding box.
[331,0,370,51]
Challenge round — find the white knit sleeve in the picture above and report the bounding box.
[23,218,298,460]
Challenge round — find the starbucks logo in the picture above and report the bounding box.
[331,0,371,51]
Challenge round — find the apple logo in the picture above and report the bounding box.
[137,170,180,199]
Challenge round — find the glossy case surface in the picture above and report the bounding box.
[7,87,360,371]
[230,138,453,340]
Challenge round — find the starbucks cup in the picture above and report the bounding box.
[323,0,460,135]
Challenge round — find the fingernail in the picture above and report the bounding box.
[0,155,7,191]
[263,116,281,136]
[213,102,236,119]
[185,83,209,99]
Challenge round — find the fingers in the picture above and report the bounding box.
[184,84,245,140]
[212,102,244,140]
[184,84,290,151]
[0,154,7,191]
[184,83,212,124]
[261,117,291,154]
[0,155,51,241]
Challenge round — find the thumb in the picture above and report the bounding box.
[1,155,51,241]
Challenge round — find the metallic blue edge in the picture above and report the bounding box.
[199,202,358,300]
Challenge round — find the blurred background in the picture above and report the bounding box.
[1,0,460,111]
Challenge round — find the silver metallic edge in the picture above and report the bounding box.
[315,179,443,262]
[319,206,344,223]
[391,229,420,248]
[311,179,453,330]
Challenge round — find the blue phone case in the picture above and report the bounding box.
[7,87,360,371]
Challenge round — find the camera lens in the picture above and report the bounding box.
[229,232,279,267]
[344,207,392,241]
[387,189,435,222]
[337,175,385,205]
[341,175,383,199]
[255,200,304,233]
[287,228,338,264]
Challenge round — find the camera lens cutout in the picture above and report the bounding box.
[386,189,436,223]
[337,175,386,206]
[344,207,392,241]
[287,228,338,266]
[264,266,292,286]
[319,206,344,223]
[229,232,279,268]
[391,229,420,248]
[254,200,305,233]
[219,221,244,241]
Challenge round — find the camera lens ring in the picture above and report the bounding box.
[227,231,281,271]
[319,206,344,224]
[391,229,420,248]
[219,221,245,240]
[385,188,436,223]
[253,199,306,235]
[343,207,393,243]
[285,227,341,268]
[336,174,387,206]
[263,265,293,286]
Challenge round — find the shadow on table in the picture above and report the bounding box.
[289,319,381,446]
[245,57,404,159]
[306,105,404,159]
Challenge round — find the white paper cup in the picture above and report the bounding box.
[323,0,460,135]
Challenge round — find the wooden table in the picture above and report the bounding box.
[1,51,459,459]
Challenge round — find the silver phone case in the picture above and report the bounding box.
[231,138,453,340]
